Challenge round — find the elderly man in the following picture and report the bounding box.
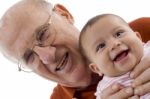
[0,0,150,99]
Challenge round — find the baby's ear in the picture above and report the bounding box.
[53,4,74,24]
[135,31,142,40]
[89,63,103,76]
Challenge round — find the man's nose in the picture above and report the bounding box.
[33,46,56,64]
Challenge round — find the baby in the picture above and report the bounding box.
[79,14,150,99]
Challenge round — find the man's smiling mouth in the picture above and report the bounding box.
[55,52,69,71]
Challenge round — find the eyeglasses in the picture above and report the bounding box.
[18,10,57,72]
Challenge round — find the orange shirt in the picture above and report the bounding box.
[129,17,150,42]
[50,17,150,99]
[50,84,97,99]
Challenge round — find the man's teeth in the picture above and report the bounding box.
[55,53,68,71]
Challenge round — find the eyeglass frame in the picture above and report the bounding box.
[18,8,57,73]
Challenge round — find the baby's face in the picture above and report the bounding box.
[82,16,143,77]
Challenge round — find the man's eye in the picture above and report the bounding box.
[36,25,50,42]
[27,52,35,64]
[96,43,105,52]
[24,50,35,64]
[37,28,49,42]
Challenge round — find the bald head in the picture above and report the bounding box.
[1,0,52,29]
[0,0,53,62]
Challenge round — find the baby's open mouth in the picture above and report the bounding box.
[113,49,129,62]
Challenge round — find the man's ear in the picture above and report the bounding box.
[135,31,142,41]
[53,4,74,24]
[89,63,103,76]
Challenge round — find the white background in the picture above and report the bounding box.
[0,0,150,99]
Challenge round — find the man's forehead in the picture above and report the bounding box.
[5,0,52,24]
[0,0,53,61]
[1,11,49,56]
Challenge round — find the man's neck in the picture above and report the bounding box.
[75,73,102,91]
[90,73,102,85]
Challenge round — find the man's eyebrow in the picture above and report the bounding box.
[34,14,51,39]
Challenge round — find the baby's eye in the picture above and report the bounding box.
[115,31,124,37]
[96,43,105,52]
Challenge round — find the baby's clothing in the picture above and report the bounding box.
[95,41,150,99]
